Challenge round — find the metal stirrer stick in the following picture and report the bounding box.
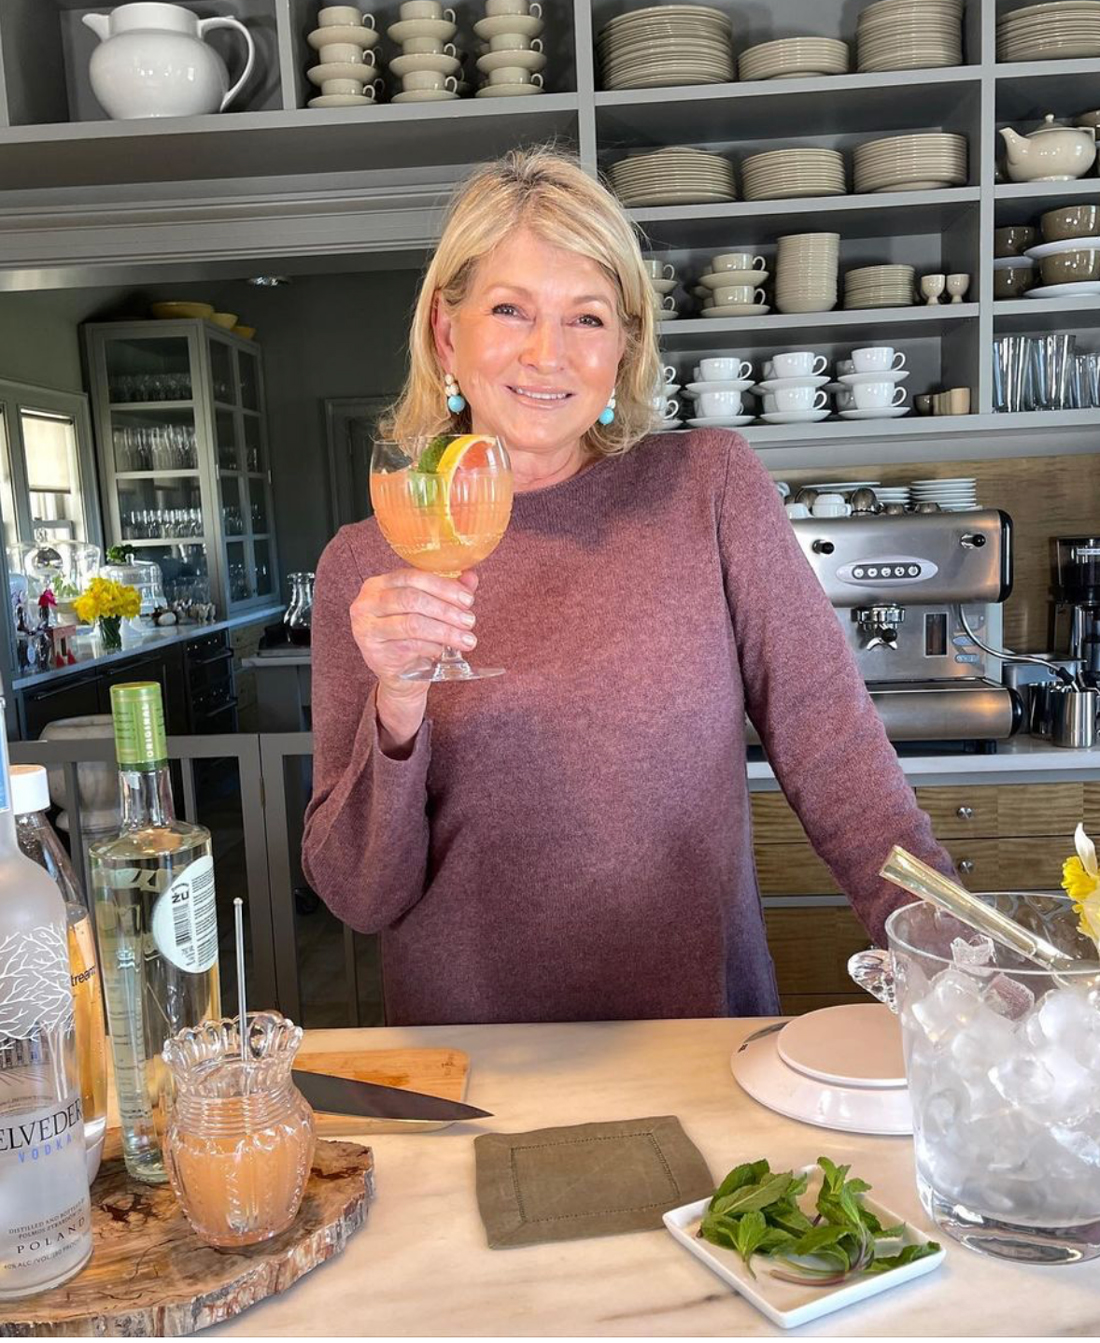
[235,897,248,1065]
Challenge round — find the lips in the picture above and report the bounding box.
[508,385,573,404]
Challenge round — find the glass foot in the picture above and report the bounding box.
[399,647,505,683]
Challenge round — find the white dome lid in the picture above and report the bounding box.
[10,763,50,815]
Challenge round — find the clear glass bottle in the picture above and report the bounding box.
[163,1011,314,1248]
[90,683,221,1184]
[0,711,93,1299]
[284,572,313,646]
[11,764,108,1187]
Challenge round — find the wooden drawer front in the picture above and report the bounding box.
[751,792,810,845]
[756,844,839,896]
[1086,783,1100,833]
[765,906,871,998]
[945,837,1070,892]
[915,783,1086,838]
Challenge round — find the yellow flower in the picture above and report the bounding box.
[1062,824,1100,948]
[73,577,142,624]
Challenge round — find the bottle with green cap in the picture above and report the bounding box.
[90,683,221,1184]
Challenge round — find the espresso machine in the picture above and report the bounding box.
[784,509,1020,744]
[1050,536,1100,686]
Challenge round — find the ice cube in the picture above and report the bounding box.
[1052,1122,1100,1169]
[1043,1045,1094,1124]
[912,968,985,1044]
[989,1052,1055,1109]
[1033,988,1100,1059]
[919,1086,966,1144]
[951,933,997,971]
[982,973,1035,1021]
[948,1007,1019,1076]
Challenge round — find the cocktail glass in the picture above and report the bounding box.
[851,895,1100,1264]
[370,434,513,681]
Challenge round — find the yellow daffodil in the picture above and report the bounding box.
[73,577,141,625]
[1062,823,1100,948]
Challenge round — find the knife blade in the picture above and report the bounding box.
[292,1070,492,1123]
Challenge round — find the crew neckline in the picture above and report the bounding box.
[510,450,619,505]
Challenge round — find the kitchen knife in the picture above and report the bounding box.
[292,1069,492,1123]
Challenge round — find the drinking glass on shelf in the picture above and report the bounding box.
[369,434,513,682]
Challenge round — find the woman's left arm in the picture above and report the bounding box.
[715,433,957,945]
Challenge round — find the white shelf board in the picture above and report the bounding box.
[994,176,1100,223]
[993,295,1100,328]
[658,302,979,347]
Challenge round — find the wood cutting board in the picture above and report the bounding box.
[293,1046,472,1135]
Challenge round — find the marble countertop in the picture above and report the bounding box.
[203,1018,1100,1338]
[11,605,285,691]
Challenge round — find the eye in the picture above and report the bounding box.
[576,313,604,328]
[492,303,522,317]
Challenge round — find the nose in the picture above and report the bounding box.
[520,316,565,372]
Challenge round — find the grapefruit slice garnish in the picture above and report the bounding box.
[415,433,497,546]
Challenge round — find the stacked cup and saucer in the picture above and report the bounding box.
[641,256,683,322]
[693,250,771,317]
[651,363,683,429]
[306,6,384,108]
[474,0,546,97]
[834,345,910,419]
[683,356,756,428]
[753,350,832,424]
[388,2,465,102]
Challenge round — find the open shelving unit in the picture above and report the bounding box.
[0,0,1093,471]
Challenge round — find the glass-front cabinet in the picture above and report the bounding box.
[83,321,279,616]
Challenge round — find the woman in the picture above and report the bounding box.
[303,146,954,1026]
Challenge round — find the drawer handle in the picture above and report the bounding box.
[958,859,975,876]
[956,806,974,820]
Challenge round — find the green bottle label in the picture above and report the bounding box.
[110,682,167,768]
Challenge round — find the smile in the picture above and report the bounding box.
[508,386,573,404]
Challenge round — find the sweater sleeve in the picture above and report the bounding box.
[713,432,957,945]
[301,528,434,933]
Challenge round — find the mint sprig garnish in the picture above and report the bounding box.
[416,433,452,473]
[697,1156,940,1285]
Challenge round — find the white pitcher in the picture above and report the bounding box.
[83,2,256,119]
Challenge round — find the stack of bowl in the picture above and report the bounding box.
[608,147,735,206]
[741,147,846,201]
[691,251,771,317]
[844,263,916,309]
[775,233,839,314]
[997,0,1100,60]
[856,0,964,72]
[737,36,849,80]
[596,4,734,90]
[387,2,463,103]
[306,6,384,108]
[853,132,967,192]
[994,224,1037,299]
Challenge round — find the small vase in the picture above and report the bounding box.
[98,615,122,651]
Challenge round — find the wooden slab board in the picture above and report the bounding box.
[0,1139,374,1338]
[294,1045,472,1135]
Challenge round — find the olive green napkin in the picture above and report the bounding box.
[474,1116,714,1249]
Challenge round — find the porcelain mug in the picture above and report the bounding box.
[400,1,456,19]
[785,501,811,519]
[812,492,848,518]
[836,358,855,375]
[852,346,906,373]
[489,33,543,50]
[318,43,375,64]
[402,36,457,53]
[319,6,377,26]
[486,0,541,14]
[661,364,677,385]
[852,382,907,409]
[654,397,680,419]
[489,66,542,84]
[712,252,766,272]
[648,292,676,310]
[642,258,675,280]
[836,387,855,410]
[322,76,383,94]
[403,69,458,90]
[698,390,743,418]
[771,351,828,379]
[713,285,766,307]
[698,357,752,382]
[768,385,829,412]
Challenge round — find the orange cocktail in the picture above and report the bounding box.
[370,433,513,680]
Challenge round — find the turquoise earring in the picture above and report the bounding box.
[598,391,617,426]
[444,371,466,414]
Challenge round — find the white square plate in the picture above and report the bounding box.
[663,1165,945,1329]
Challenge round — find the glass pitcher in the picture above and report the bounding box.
[284,572,314,647]
[851,895,1100,1264]
[162,1011,315,1248]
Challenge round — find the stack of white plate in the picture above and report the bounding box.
[874,485,912,507]
[608,147,735,206]
[597,4,735,90]
[776,232,839,314]
[997,0,1100,60]
[737,36,849,80]
[853,132,968,193]
[844,263,915,309]
[741,147,846,201]
[911,477,979,510]
[856,0,964,72]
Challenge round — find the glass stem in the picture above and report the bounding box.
[438,645,471,671]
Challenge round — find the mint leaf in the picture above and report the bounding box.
[710,1159,770,1209]
[417,433,453,473]
[712,1172,797,1218]
[791,1224,855,1260]
[863,1242,942,1274]
[732,1210,769,1278]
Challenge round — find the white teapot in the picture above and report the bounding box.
[83,2,256,120]
[1000,113,1097,183]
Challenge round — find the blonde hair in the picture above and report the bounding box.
[380,144,662,457]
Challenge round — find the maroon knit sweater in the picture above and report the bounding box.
[302,429,953,1026]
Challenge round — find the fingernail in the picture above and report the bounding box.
[460,611,475,627]
[458,591,475,607]
[461,633,477,648]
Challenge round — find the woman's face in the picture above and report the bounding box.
[433,226,627,459]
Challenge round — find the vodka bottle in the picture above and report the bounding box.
[0,715,93,1299]
[91,683,221,1185]
[12,764,108,1186]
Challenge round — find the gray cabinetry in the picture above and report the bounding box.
[83,319,279,620]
